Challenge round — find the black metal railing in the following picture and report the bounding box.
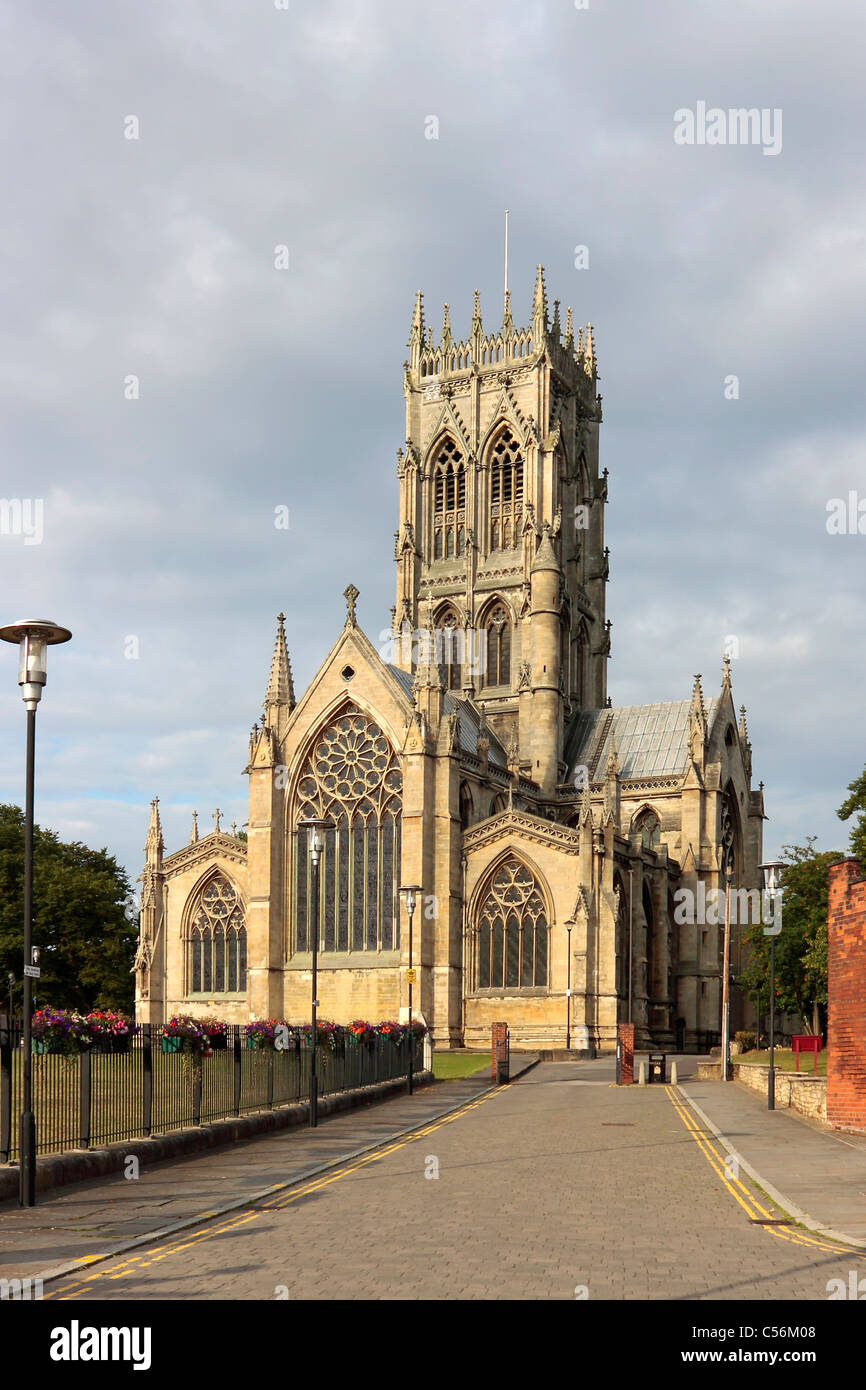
[0,1020,419,1164]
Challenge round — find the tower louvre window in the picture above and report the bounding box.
[482,604,511,688]
[488,428,523,551]
[435,609,463,691]
[431,438,466,560]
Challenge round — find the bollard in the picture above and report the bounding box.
[638,1061,647,1086]
[671,1061,678,1086]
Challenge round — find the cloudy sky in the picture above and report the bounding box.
[1,0,864,890]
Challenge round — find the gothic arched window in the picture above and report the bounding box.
[294,706,402,954]
[475,858,548,990]
[488,428,523,551]
[432,438,466,561]
[189,874,247,993]
[634,809,661,850]
[481,604,511,687]
[435,609,463,691]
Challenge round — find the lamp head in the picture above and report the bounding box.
[297,817,334,866]
[0,618,72,710]
[759,859,785,896]
[400,884,422,916]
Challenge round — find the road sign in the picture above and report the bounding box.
[406,968,417,984]
[23,965,40,979]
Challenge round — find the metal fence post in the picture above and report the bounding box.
[192,1056,202,1125]
[233,1026,241,1117]
[266,1049,274,1110]
[0,1015,11,1164]
[79,1050,91,1149]
[142,1024,153,1138]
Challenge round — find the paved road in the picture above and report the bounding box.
[44,1062,866,1301]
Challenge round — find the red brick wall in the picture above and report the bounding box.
[827,859,866,1131]
[491,1022,508,1081]
[618,1023,635,1086]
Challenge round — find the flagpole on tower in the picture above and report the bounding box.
[504,209,510,307]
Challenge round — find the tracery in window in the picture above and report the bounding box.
[189,875,247,993]
[475,858,548,989]
[488,428,524,551]
[294,706,402,953]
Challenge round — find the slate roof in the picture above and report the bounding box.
[567,698,719,782]
[387,664,508,768]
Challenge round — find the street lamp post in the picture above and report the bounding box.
[566,923,573,1050]
[298,817,333,1129]
[0,618,72,1208]
[759,860,785,1112]
[400,885,422,1095]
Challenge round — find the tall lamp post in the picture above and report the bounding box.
[400,885,422,1095]
[759,860,785,1112]
[719,816,735,1082]
[298,817,333,1129]
[565,922,573,1049]
[0,618,72,1207]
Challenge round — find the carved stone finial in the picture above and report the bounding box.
[344,583,360,626]
[214,808,222,834]
[190,810,198,845]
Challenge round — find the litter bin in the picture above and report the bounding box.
[648,1052,666,1084]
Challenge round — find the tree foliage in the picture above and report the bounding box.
[837,767,866,864]
[739,839,839,1033]
[0,804,137,1014]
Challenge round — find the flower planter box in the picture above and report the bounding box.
[206,1035,227,1051]
[33,1039,63,1055]
[161,1036,183,1054]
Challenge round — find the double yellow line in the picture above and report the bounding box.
[666,1085,850,1255]
[47,1087,505,1299]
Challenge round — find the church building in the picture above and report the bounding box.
[134,267,765,1051]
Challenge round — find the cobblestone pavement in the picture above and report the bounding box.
[43,1063,866,1301]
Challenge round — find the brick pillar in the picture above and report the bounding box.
[827,859,866,1131]
[491,1022,508,1083]
[617,1022,635,1086]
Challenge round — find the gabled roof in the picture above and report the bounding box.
[568,698,720,782]
[387,665,508,767]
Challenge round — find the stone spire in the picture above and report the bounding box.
[688,674,708,769]
[721,651,732,692]
[738,704,749,743]
[410,290,424,343]
[502,287,514,336]
[189,810,198,845]
[472,288,483,336]
[583,323,595,377]
[145,797,163,869]
[441,302,452,349]
[551,299,562,343]
[564,306,574,354]
[264,612,295,719]
[532,265,549,337]
[603,730,620,827]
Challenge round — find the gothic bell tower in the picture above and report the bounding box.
[392,267,609,793]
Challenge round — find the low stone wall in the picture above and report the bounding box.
[733,1063,827,1121]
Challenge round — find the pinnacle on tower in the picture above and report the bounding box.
[564,307,574,353]
[441,302,451,347]
[605,730,619,779]
[739,704,750,743]
[502,287,514,336]
[584,323,595,377]
[551,299,562,342]
[145,796,164,866]
[264,612,295,714]
[722,652,732,689]
[532,265,549,333]
[472,288,483,335]
[410,290,424,341]
[190,809,198,845]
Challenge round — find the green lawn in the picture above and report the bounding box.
[432,1051,491,1081]
[735,1048,827,1076]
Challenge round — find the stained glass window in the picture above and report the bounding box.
[189,874,247,993]
[475,858,548,989]
[294,706,402,953]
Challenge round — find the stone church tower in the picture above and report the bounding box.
[135,267,765,1053]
